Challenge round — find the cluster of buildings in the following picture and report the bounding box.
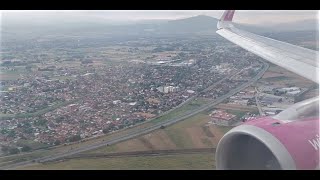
[201,61,263,100]
[257,84,308,116]
[274,87,302,96]
[0,34,264,152]
[0,54,233,148]
[208,108,260,126]
[212,63,234,74]
[156,86,180,94]
[228,91,256,106]
[219,82,307,119]
[209,110,237,126]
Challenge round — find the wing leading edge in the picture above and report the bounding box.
[216,10,319,84]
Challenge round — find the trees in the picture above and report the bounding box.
[7,130,16,138]
[8,147,20,155]
[55,117,64,123]
[68,135,81,142]
[25,65,33,71]
[118,124,124,129]
[17,123,22,128]
[102,128,109,134]
[23,128,33,134]
[1,146,21,154]
[1,146,9,153]
[21,145,32,152]
[54,140,61,146]
[0,129,8,135]
[34,119,47,126]
[248,69,256,77]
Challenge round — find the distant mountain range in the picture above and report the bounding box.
[163,15,318,34]
[236,19,319,34]
[2,15,318,38]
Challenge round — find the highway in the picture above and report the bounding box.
[2,61,269,170]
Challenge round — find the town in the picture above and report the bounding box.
[0,34,266,153]
[0,34,316,156]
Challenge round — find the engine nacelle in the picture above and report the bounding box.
[215,116,319,170]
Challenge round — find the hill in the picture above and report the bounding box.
[2,14,318,39]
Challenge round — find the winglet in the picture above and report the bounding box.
[217,10,235,29]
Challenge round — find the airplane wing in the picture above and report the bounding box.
[216,10,319,84]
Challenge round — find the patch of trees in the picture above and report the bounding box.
[55,116,64,123]
[1,60,28,67]
[25,65,33,71]
[9,147,20,154]
[102,124,116,134]
[1,146,9,153]
[7,130,16,138]
[38,67,55,71]
[81,59,93,64]
[248,69,257,77]
[54,140,61,146]
[0,129,8,135]
[68,135,81,142]
[1,146,20,155]
[34,119,47,126]
[23,128,33,134]
[273,90,286,96]
[102,128,109,134]
[21,145,32,152]
[152,47,175,52]
[1,55,15,60]
[71,55,85,59]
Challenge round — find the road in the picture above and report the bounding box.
[2,61,269,170]
[255,86,264,116]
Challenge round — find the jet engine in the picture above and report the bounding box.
[215,97,319,170]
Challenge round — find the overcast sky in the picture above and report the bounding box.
[1,10,319,25]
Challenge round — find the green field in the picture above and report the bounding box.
[0,66,30,80]
[163,113,209,149]
[226,109,247,119]
[16,139,51,150]
[215,126,233,134]
[164,128,194,149]
[86,112,210,154]
[0,71,21,80]
[0,150,49,166]
[18,153,215,170]
[263,76,290,82]
[150,98,209,124]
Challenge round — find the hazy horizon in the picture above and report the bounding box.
[1,10,319,26]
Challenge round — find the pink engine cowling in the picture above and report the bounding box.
[215,117,319,170]
[215,96,320,170]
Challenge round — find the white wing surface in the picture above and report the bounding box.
[216,10,319,84]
